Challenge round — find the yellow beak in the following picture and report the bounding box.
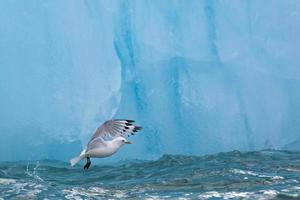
[125,141,132,144]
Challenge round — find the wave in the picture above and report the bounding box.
[0,150,300,199]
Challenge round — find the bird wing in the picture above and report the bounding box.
[87,137,106,151]
[88,119,142,145]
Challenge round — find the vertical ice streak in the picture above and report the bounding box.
[204,0,255,150]
[113,1,162,158]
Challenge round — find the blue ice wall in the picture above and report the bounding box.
[0,0,300,161]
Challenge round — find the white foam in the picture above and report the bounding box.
[230,168,284,180]
[144,196,160,200]
[0,178,16,185]
[63,186,129,199]
[262,190,278,195]
[198,190,281,199]
[25,161,44,182]
[284,168,300,172]
[201,191,222,198]
[113,190,127,198]
[230,169,259,176]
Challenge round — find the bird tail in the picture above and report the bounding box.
[70,149,86,167]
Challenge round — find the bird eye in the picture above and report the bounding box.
[122,140,125,142]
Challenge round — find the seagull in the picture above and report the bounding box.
[70,119,142,169]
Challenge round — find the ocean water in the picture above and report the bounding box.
[0,150,299,200]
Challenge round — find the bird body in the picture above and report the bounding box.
[70,119,142,169]
[86,137,128,158]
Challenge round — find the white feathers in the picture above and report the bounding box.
[70,150,86,167]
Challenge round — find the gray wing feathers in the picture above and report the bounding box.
[87,137,106,151]
[88,119,142,144]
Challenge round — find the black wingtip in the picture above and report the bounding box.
[114,119,135,124]
[134,126,142,130]
[133,126,142,132]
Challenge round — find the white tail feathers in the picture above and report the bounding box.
[70,150,86,167]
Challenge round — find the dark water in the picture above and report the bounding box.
[1,150,300,199]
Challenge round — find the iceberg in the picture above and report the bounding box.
[0,1,299,161]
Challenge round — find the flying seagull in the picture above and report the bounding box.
[70,119,142,169]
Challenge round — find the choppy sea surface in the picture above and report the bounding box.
[0,150,300,200]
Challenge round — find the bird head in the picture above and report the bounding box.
[115,137,132,146]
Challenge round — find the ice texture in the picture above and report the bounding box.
[0,1,299,161]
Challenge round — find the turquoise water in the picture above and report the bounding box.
[0,150,300,199]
